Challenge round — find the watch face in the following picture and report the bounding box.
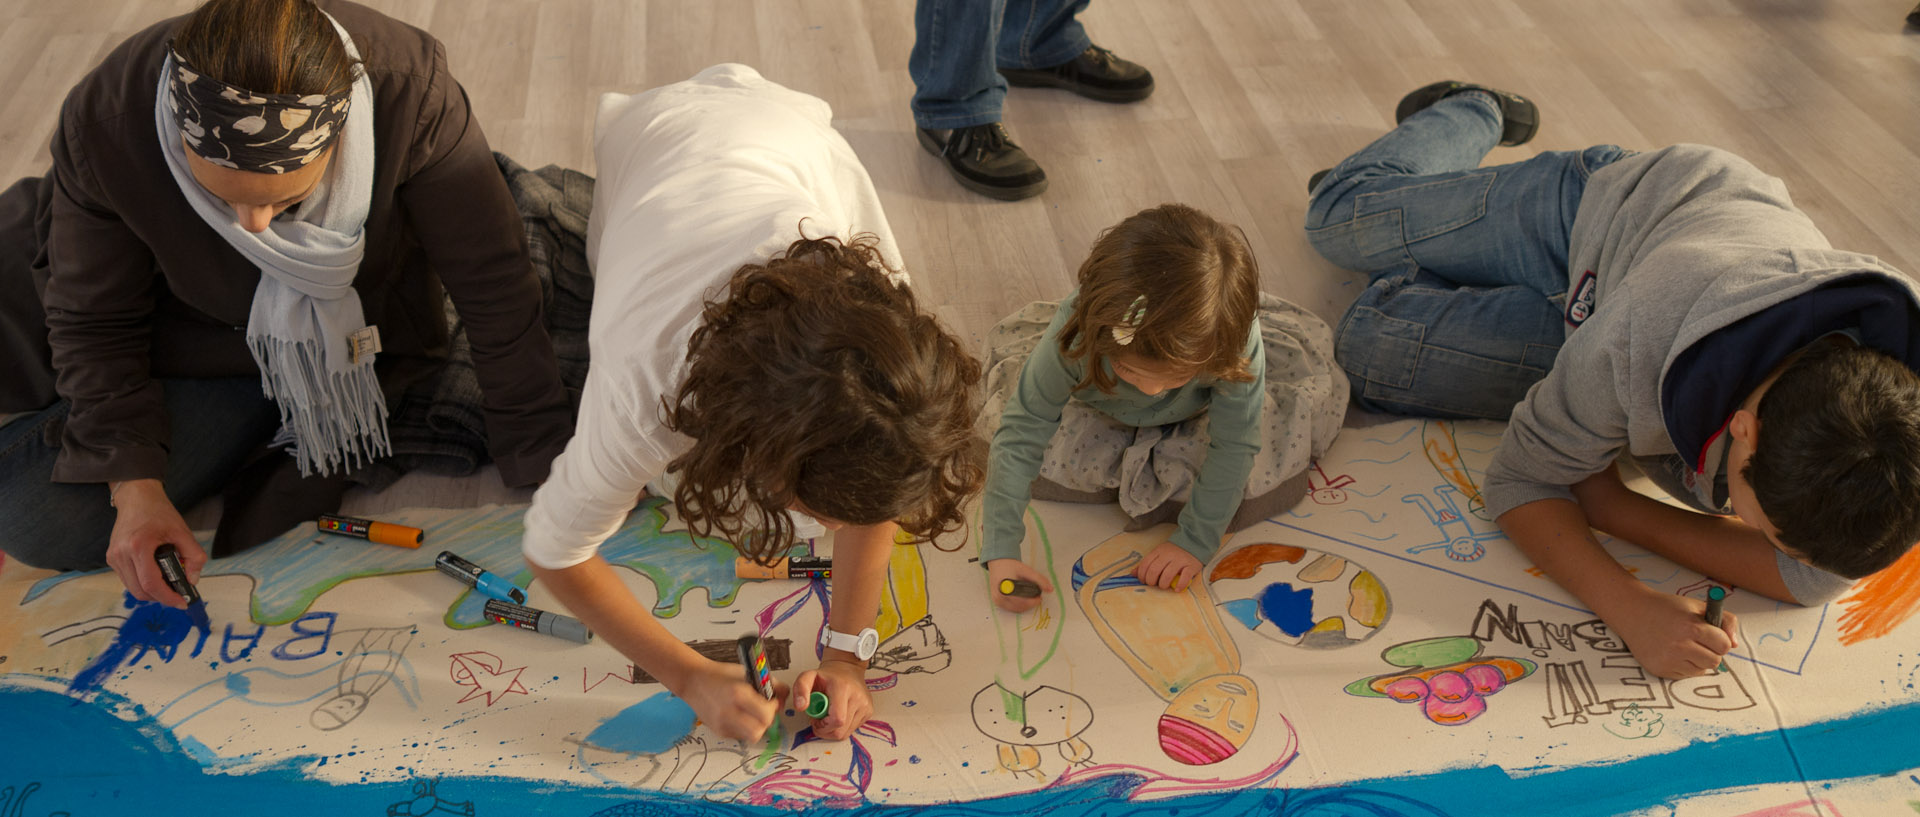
[856,628,878,660]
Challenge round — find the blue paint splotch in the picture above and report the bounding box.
[584,693,697,754]
[1259,582,1317,637]
[8,679,1920,817]
[69,593,212,693]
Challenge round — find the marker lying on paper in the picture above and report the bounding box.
[737,635,775,699]
[735,555,831,580]
[154,544,210,630]
[1703,586,1731,674]
[317,513,423,548]
[484,599,593,644]
[436,551,527,605]
[997,578,1041,598]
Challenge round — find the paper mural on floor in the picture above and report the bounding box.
[4,418,1918,816]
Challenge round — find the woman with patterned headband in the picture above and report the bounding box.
[0,0,571,605]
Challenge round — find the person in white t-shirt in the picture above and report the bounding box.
[522,65,984,743]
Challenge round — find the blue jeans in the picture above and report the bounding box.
[909,0,1093,129]
[0,377,280,570]
[1304,92,1629,419]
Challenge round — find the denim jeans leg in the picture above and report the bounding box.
[910,0,1013,129]
[1307,93,1625,295]
[0,377,280,571]
[1335,266,1569,419]
[995,0,1091,70]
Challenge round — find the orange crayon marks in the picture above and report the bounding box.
[1835,545,1920,646]
[1209,544,1307,581]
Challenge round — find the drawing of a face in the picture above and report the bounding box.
[971,684,1092,746]
[1158,673,1257,765]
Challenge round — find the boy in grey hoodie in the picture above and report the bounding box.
[1304,82,1920,680]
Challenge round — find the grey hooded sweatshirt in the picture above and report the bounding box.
[1482,144,1920,604]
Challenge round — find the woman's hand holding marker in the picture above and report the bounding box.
[105,479,206,608]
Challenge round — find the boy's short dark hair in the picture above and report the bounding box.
[1745,339,1920,579]
[663,231,986,564]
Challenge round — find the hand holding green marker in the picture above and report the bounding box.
[1702,586,1730,674]
[806,691,830,719]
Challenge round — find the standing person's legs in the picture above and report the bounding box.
[1303,88,1629,418]
[0,377,281,571]
[909,0,1012,130]
[994,0,1092,73]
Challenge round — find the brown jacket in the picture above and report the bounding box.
[8,0,571,487]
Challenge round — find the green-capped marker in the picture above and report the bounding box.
[806,691,830,719]
[1703,586,1730,674]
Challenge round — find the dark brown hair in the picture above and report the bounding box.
[663,232,986,564]
[1745,339,1920,579]
[173,0,357,97]
[1058,204,1260,392]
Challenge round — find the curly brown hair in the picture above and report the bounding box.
[1057,204,1260,392]
[663,231,986,564]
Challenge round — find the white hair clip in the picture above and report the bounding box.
[1110,295,1148,346]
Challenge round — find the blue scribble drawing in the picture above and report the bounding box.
[0,781,69,817]
[1348,453,1412,466]
[1362,426,1420,446]
[69,594,212,694]
[24,498,746,629]
[1400,486,1500,562]
[155,626,419,731]
[1340,509,1387,524]
[1346,484,1392,499]
[1343,530,1401,543]
[1757,630,1796,646]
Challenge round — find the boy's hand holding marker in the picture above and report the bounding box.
[1599,581,1739,679]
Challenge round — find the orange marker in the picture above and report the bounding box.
[317,513,423,548]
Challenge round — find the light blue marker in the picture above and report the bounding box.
[435,550,527,605]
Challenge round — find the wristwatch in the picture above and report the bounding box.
[819,627,879,661]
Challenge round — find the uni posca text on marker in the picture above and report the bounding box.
[736,635,776,699]
[435,551,528,605]
[317,513,424,548]
[483,599,593,644]
[154,544,202,606]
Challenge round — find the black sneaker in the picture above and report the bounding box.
[1395,81,1540,147]
[917,123,1048,201]
[999,45,1154,104]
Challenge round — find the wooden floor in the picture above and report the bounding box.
[4,0,1918,509]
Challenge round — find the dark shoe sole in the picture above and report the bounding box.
[1000,68,1155,103]
[1308,168,1331,196]
[1395,81,1540,147]
[916,128,1049,201]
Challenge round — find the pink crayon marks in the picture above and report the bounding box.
[449,651,529,706]
[1344,636,1535,726]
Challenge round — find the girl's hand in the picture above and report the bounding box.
[792,657,872,741]
[985,558,1053,613]
[680,656,786,743]
[1133,541,1202,592]
[105,479,206,608]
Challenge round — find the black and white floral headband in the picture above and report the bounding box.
[164,44,350,174]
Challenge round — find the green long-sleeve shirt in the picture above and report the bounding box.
[981,292,1265,565]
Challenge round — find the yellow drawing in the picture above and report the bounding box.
[1071,525,1257,766]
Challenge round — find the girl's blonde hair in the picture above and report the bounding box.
[1058,204,1260,392]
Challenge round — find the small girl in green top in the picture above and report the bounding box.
[978,204,1349,612]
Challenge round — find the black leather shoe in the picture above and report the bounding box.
[917,123,1048,201]
[999,45,1154,103]
[1395,81,1540,147]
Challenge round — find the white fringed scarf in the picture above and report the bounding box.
[154,14,387,476]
